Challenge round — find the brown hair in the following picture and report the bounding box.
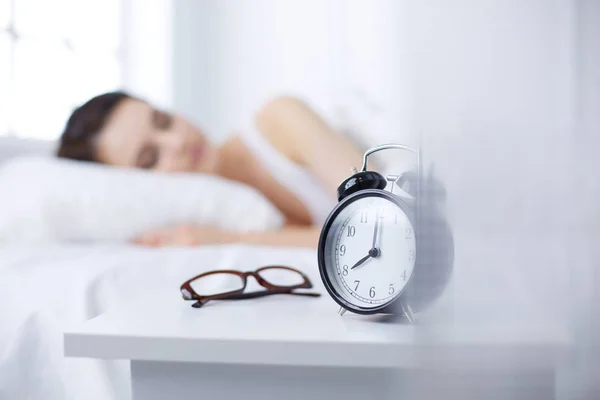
[57,91,132,162]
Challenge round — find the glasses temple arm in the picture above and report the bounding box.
[223,290,321,300]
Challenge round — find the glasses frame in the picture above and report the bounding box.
[180,265,320,308]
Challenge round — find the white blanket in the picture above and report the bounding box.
[0,244,319,400]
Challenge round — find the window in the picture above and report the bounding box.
[1,0,123,139]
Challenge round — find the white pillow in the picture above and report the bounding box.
[0,156,284,244]
[0,137,57,164]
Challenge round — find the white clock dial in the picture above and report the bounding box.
[324,195,416,309]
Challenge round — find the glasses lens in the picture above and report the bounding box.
[190,272,245,296]
[258,267,306,288]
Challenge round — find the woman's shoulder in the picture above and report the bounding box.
[253,97,309,165]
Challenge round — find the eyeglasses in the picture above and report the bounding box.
[180,265,321,308]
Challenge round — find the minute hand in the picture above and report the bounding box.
[372,213,380,249]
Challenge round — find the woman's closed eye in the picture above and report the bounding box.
[137,145,159,169]
[152,109,173,131]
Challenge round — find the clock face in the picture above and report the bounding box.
[320,192,416,311]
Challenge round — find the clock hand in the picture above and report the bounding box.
[371,211,380,250]
[350,254,371,270]
[376,212,383,251]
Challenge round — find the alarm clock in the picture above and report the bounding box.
[317,143,454,321]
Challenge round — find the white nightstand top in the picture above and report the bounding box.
[64,287,571,370]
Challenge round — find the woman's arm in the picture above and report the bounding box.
[133,224,321,249]
[255,96,371,197]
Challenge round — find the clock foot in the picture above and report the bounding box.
[400,302,415,323]
[338,307,347,316]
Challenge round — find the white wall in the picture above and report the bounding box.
[122,0,173,109]
[170,0,579,165]
[174,0,340,138]
[171,0,412,148]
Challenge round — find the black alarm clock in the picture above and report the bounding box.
[317,143,454,322]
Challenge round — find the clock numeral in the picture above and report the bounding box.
[347,226,356,237]
[405,227,412,239]
[369,286,376,298]
[389,284,395,295]
[340,245,346,256]
[360,212,368,223]
[401,271,408,281]
[408,249,415,261]
[354,280,360,291]
[342,265,348,276]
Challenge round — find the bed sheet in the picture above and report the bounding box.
[0,244,319,400]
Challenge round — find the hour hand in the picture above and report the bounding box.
[350,254,371,270]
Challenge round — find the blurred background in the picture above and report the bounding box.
[1,0,415,146]
[1,0,590,146]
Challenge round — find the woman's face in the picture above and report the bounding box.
[95,98,218,173]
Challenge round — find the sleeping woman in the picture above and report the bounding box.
[56,92,369,248]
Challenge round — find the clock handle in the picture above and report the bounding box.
[360,143,420,172]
